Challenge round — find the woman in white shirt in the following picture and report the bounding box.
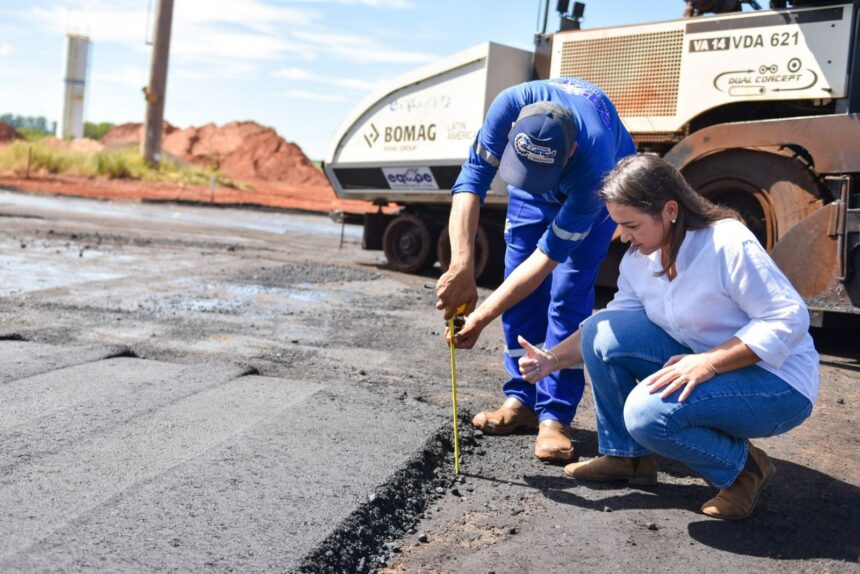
[518,154,818,520]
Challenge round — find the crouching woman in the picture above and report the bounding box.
[517,154,819,520]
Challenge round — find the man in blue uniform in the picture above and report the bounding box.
[436,78,636,462]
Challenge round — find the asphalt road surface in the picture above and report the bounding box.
[0,188,857,573]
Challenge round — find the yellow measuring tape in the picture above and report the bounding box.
[448,304,466,475]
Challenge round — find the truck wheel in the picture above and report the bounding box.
[437,223,490,280]
[681,149,822,249]
[382,214,435,273]
[479,218,506,285]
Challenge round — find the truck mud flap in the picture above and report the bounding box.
[363,211,394,251]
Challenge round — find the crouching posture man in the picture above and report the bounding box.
[435,78,635,462]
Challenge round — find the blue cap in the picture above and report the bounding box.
[498,102,576,194]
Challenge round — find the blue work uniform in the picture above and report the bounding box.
[451,78,636,425]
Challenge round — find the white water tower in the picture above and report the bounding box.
[58,34,91,140]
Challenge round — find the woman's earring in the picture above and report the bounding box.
[671,218,677,224]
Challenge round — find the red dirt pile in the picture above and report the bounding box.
[0,122,22,142]
[101,121,178,147]
[102,120,326,186]
[2,119,382,215]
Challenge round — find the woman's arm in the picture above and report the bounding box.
[644,337,761,401]
[517,251,645,382]
[517,329,584,384]
[649,231,810,403]
[725,239,810,369]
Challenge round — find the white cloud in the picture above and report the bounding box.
[271,67,315,81]
[28,0,317,38]
[175,0,318,35]
[27,1,317,60]
[332,77,378,90]
[284,0,414,7]
[94,66,147,87]
[271,67,378,91]
[292,30,435,64]
[24,1,432,72]
[20,0,435,101]
[352,0,413,6]
[173,62,259,81]
[278,89,347,102]
[0,67,22,78]
[327,45,433,64]
[0,42,14,57]
[30,5,152,44]
[171,31,307,63]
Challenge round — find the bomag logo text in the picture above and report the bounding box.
[384,124,437,143]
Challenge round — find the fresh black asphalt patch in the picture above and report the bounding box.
[0,340,452,573]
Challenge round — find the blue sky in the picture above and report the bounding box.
[0,1,688,159]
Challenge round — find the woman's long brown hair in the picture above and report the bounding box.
[600,154,739,276]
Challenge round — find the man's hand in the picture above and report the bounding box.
[445,312,486,349]
[437,192,481,320]
[436,265,478,320]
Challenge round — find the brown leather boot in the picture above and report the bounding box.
[471,397,538,435]
[534,420,574,462]
[564,454,658,485]
[701,443,775,520]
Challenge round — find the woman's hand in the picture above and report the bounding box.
[517,336,555,384]
[643,353,718,402]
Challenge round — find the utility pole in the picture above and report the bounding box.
[142,0,174,166]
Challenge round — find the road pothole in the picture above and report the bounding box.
[295,415,479,574]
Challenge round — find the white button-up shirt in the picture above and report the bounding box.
[606,219,819,403]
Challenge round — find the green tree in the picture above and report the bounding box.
[84,121,115,141]
[0,114,54,133]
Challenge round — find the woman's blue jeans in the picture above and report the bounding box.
[580,310,813,488]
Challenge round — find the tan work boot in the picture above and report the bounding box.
[471,397,538,435]
[701,443,775,520]
[564,454,658,485]
[534,420,574,462]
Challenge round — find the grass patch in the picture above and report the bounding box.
[84,121,115,140]
[0,141,245,189]
[16,127,52,142]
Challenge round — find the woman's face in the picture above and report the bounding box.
[606,201,677,256]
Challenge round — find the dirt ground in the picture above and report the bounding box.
[0,188,857,573]
[0,173,380,215]
[381,330,860,573]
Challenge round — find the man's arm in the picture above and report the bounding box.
[436,85,529,320]
[435,192,481,319]
[451,248,558,349]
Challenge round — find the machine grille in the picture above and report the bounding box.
[557,30,684,118]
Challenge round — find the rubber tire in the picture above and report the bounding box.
[681,149,823,249]
[478,218,506,286]
[436,223,491,280]
[382,213,434,273]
